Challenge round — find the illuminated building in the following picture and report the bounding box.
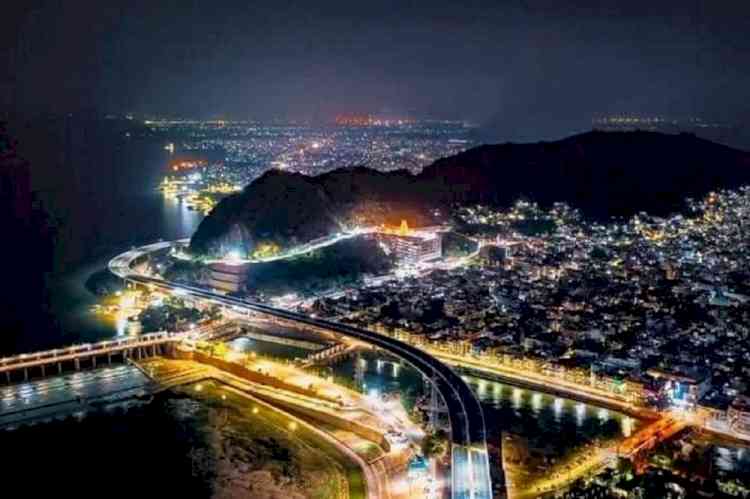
[371,221,443,263]
[647,367,712,407]
[728,396,750,436]
[207,262,249,293]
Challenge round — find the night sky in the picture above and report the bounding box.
[2,1,750,139]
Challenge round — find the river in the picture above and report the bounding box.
[42,191,203,349]
[9,134,651,498]
[232,340,641,460]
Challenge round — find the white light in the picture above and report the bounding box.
[621,417,633,437]
[554,398,564,416]
[493,383,502,397]
[512,387,522,408]
[531,392,542,411]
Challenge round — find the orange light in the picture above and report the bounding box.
[398,219,410,236]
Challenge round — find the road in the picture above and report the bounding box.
[110,241,494,499]
[430,350,656,420]
[143,357,388,499]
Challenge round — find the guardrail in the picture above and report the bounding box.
[0,332,182,374]
[110,240,493,499]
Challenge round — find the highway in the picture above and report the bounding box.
[205,229,372,264]
[110,242,493,499]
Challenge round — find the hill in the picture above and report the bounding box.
[190,131,750,256]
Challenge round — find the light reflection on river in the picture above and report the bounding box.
[277,345,642,458]
[462,374,638,455]
[44,192,203,349]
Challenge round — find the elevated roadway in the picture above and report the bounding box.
[110,241,493,499]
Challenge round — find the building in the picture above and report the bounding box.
[479,245,506,268]
[371,221,443,263]
[208,261,249,294]
[728,396,750,436]
[647,367,712,407]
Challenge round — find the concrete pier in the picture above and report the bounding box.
[0,332,180,384]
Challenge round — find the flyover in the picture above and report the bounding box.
[110,241,493,499]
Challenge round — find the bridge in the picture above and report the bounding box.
[618,416,687,459]
[110,241,493,499]
[0,332,181,383]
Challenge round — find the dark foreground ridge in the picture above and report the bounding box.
[190,131,750,255]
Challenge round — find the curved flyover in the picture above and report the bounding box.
[110,242,493,499]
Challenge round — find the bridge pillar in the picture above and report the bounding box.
[108,353,112,365]
[5,372,10,384]
[23,368,28,381]
[354,352,365,391]
[74,359,80,371]
[92,356,97,368]
[40,365,45,377]
[58,363,62,375]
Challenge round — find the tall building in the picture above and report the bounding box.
[370,221,443,263]
[208,262,249,294]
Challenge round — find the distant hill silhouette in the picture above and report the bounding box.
[190,131,750,256]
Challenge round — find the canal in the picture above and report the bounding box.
[231,337,643,463]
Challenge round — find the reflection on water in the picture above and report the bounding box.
[42,192,204,351]
[463,374,638,454]
[226,336,313,361]
[329,350,425,411]
[0,365,150,427]
[326,349,639,456]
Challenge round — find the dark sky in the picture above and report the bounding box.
[2,1,749,139]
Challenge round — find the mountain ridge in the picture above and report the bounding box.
[190,130,750,256]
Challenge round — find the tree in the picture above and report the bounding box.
[616,457,634,480]
[421,429,447,458]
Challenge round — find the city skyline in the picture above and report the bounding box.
[3,1,750,142]
[2,2,750,498]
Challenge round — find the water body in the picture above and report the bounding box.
[233,336,639,455]
[0,365,150,428]
[322,348,639,458]
[14,130,638,496]
[226,336,316,361]
[41,192,203,350]
[463,375,638,458]
[328,349,426,411]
